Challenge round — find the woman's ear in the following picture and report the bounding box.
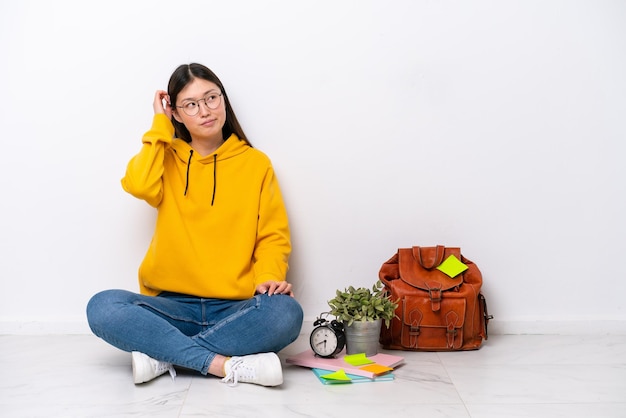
[172,109,183,123]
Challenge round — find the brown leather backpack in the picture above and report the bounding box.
[379,245,492,351]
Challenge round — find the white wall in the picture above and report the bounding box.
[1,0,625,335]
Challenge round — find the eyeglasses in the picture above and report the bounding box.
[176,92,223,116]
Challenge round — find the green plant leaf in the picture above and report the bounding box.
[327,280,398,323]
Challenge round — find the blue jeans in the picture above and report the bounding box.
[86,289,303,375]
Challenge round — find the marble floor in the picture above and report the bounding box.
[1,333,625,418]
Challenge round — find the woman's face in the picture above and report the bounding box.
[173,77,226,142]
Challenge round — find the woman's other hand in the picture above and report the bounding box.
[256,281,294,297]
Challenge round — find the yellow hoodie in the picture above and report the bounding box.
[122,114,290,299]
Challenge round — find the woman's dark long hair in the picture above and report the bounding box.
[167,63,251,146]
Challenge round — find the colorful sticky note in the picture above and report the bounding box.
[436,254,468,278]
[359,364,394,375]
[344,353,374,366]
[319,369,352,382]
[312,368,395,385]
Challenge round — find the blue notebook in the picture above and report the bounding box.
[312,368,395,385]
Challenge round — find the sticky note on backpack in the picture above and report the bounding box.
[437,254,468,278]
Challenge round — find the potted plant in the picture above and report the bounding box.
[327,280,398,356]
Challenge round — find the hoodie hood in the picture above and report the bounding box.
[170,133,249,164]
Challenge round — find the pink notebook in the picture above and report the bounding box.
[286,350,404,379]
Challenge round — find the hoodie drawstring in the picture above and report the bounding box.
[184,150,193,196]
[183,150,217,206]
[211,154,217,206]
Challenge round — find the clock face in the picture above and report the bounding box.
[310,326,339,357]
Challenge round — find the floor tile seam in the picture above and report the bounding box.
[438,362,626,367]
[463,401,626,406]
[206,401,470,407]
[436,352,471,413]
[174,374,194,418]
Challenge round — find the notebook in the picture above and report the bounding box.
[311,368,395,384]
[285,350,404,379]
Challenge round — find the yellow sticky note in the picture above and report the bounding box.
[344,353,374,366]
[436,254,468,278]
[359,364,394,375]
[320,369,352,382]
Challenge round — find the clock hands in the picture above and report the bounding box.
[315,340,327,348]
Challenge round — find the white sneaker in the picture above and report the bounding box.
[131,351,177,384]
[221,352,283,387]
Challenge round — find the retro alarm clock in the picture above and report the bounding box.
[309,313,346,358]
